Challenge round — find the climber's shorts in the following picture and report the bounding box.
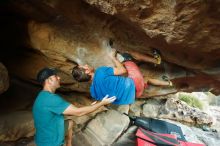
[123,61,145,98]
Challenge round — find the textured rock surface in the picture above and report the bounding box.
[129,100,145,117]
[0,111,34,141]
[0,93,219,145]
[190,126,220,146]
[84,0,220,70]
[0,78,39,113]
[0,0,220,145]
[112,126,137,146]
[0,63,9,94]
[142,99,163,117]
[74,110,130,146]
[142,96,213,126]
[0,0,220,96]
[159,98,213,126]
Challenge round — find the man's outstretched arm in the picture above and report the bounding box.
[63,95,116,116]
[110,49,127,75]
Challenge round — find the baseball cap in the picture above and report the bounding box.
[37,67,57,84]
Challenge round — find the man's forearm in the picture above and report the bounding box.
[64,96,116,116]
[112,57,123,68]
[74,102,104,116]
[111,57,127,74]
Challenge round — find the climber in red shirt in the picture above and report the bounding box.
[116,49,172,98]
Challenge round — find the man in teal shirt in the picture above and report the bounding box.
[33,67,116,146]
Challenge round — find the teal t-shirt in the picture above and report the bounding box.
[33,90,70,146]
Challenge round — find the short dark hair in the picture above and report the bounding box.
[37,67,57,84]
[72,66,91,82]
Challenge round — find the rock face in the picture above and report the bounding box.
[0,63,9,94]
[74,110,130,146]
[0,93,219,145]
[1,1,220,144]
[159,98,213,126]
[142,96,213,126]
[84,0,220,69]
[0,0,220,96]
[0,111,34,141]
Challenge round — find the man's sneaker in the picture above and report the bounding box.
[168,81,173,86]
[156,56,161,64]
[162,75,173,86]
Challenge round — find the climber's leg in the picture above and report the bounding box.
[128,50,161,65]
[147,78,172,86]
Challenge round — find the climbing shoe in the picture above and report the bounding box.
[162,75,173,86]
[152,49,161,65]
[168,80,173,86]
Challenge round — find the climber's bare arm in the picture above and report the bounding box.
[109,49,127,75]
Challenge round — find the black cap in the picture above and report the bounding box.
[37,67,57,84]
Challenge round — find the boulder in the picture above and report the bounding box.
[0,111,34,142]
[74,110,129,146]
[159,98,214,126]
